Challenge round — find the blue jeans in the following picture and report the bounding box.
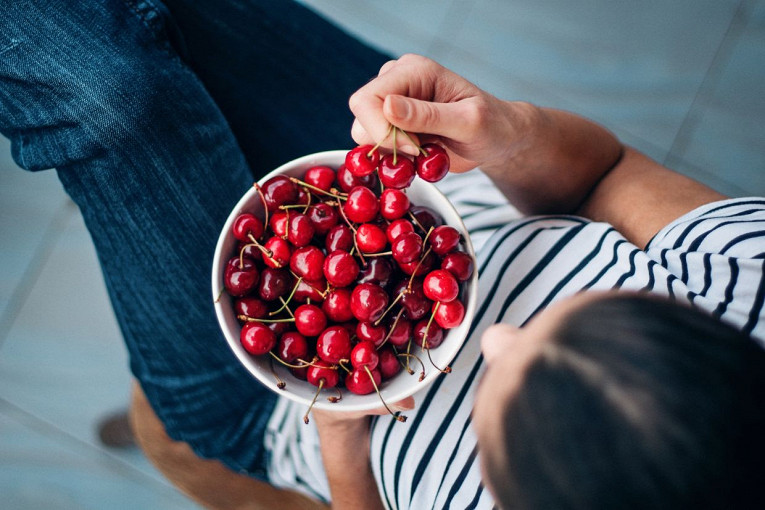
[0,0,388,478]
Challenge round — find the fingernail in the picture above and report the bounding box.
[399,144,419,157]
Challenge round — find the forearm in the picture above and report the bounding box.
[481,103,624,215]
[314,415,385,510]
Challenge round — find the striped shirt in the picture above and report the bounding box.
[264,170,765,509]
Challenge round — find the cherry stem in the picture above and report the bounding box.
[214,286,225,304]
[407,211,427,234]
[303,378,325,424]
[268,352,326,370]
[369,124,394,157]
[336,201,367,266]
[364,366,406,422]
[237,315,295,323]
[422,303,451,374]
[268,358,287,389]
[327,387,343,403]
[290,177,347,201]
[245,234,281,268]
[392,127,398,166]
[397,352,426,381]
[363,251,393,257]
[374,292,404,326]
[269,278,302,316]
[400,128,428,157]
[376,308,405,349]
[253,183,269,234]
[407,246,433,291]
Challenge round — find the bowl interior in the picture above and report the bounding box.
[212,150,478,412]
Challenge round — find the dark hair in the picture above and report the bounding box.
[486,293,765,510]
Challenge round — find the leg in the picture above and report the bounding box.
[130,381,328,510]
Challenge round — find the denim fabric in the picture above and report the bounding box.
[0,0,388,478]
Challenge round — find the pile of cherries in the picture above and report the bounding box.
[222,139,473,421]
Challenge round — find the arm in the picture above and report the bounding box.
[349,54,726,248]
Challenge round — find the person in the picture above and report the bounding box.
[3,1,763,507]
[301,54,765,509]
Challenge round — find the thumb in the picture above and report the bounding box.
[384,95,463,142]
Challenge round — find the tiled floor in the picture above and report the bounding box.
[1,1,763,508]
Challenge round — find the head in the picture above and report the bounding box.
[473,292,765,510]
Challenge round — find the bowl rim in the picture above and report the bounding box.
[212,149,478,412]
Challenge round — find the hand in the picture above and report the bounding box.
[348,54,531,175]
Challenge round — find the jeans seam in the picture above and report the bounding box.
[120,0,183,68]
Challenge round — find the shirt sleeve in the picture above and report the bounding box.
[645,198,765,343]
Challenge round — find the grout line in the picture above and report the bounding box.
[663,0,752,165]
[0,201,76,350]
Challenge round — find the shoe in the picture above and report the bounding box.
[97,410,136,448]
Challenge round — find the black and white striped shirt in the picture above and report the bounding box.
[264,171,765,509]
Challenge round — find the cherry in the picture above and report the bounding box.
[391,231,423,264]
[258,267,293,301]
[325,224,354,252]
[240,322,277,356]
[224,256,260,297]
[429,225,460,256]
[307,202,339,235]
[441,251,474,282]
[290,245,325,281]
[296,187,311,206]
[322,288,354,322]
[380,188,410,220]
[234,297,268,319]
[356,321,386,346]
[262,236,292,268]
[410,205,443,231]
[303,165,336,192]
[356,223,388,253]
[306,360,340,388]
[415,143,450,182]
[356,257,394,288]
[294,304,327,337]
[261,175,299,211]
[378,347,401,379]
[393,279,430,321]
[345,144,380,177]
[336,163,377,192]
[351,341,379,370]
[269,211,289,238]
[344,186,379,223]
[291,365,308,381]
[266,320,293,337]
[397,250,436,276]
[386,218,415,243]
[293,278,326,303]
[386,317,412,348]
[433,299,465,329]
[323,250,360,288]
[350,282,389,323]
[379,153,415,189]
[413,319,445,349]
[423,269,460,302]
[233,213,264,242]
[276,331,309,363]
[316,325,352,364]
[287,213,315,248]
[345,366,381,395]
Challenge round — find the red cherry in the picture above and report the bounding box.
[261,175,299,211]
[303,165,336,192]
[294,304,327,337]
[379,188,410,220]
[307,360,340,388]
[350,282,389,323]
[386,317,412,348]
[266,320,293,337]
[323,250,360,288]
[413,319,445,349]
[293,278,327,304]
[441,251,474,282]
[429,225,460,256]
[307,202,339,235]
[379,153,415,189]
[262,236,292,269]
[415,143,450,182]
[423,269,460,302]
[322,288,354,322]
[290,245,325,281]
[234,297,268,319]
[356,257,394,288]
[345,145,380,177]
[393,279,430,321]
[325,224,354,252]
[378,347,401,380]
[269,211,289,238]
[391,231,423,264]
[224,256,260,297]
[386,219,415,243]
[336,163,377,192]
[350,341,379,369]
[240,322,277,356]
[356,223,388,253]
[433,300,465,329]
[344,186,379,223]
[356,321,387,346]
[258,267,292,301]
[287,213,315,248]
[276,331,309,363]
[316,325,352,364]
[410,205,443,231]
[233,213,264,242]
[291,365,308,381]
[397,250,436,276]
[345,366,381,395]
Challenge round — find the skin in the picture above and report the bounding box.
[130,54,727,509]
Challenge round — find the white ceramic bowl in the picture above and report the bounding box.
[212,150,477,412]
